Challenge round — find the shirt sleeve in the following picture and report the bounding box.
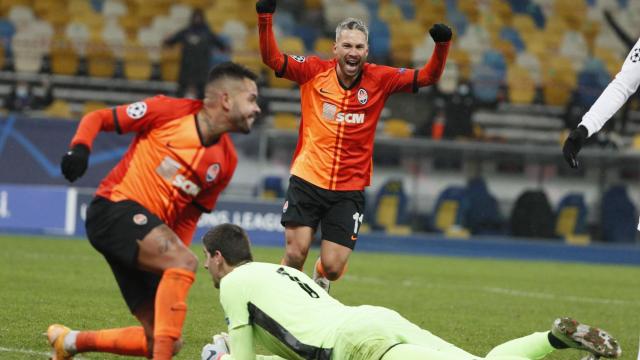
[375,65,418,94]
[109,95,202,135]
[579,37,640,137]
[220,275,251,331]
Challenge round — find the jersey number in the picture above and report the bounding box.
[352,212,364,234]
[277,267,319,298]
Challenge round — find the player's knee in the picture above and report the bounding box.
[321,262,346,281]
[179,250,198,272]
[284,246,308,266]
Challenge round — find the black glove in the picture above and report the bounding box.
[256,0,276,14]
[61,144,90,182]
[562,125,588,169]
[429,23,452,42]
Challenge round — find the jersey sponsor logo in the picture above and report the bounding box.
[336,112,365,124]
[126,101,147,120]
[291,55,306,63]
[631,48,640,63]
[206,163,220,182]
[156,156,182,180]
[172,174,201,196]
[357,88,368,104]
[322,102,337,119]
[133,213,148,225]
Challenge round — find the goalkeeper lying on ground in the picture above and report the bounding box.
[199,224,621,360]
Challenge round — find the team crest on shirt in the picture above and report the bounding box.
[630,48,640,63]
[291,55,306,63]
[126,101,147,120]
[206,163,221,182]
[133,213,148,225]
[357,88,368,104]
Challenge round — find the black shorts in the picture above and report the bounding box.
[281,175,365,249]
[85,196,164,313]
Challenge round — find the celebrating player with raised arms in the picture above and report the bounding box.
[257,0,452,291]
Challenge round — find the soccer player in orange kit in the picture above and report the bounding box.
[256,0,452,291]
[46,62,261,360]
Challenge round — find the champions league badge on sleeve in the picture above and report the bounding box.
[126,101,147,120]
[630,48,640,63]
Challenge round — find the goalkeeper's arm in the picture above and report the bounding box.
[211,326,287,360]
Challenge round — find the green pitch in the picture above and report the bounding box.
[1,235,638,359]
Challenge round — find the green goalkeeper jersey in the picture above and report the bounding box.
[220,262,351,359]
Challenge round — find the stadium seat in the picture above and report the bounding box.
[45,99,73,119]
[431,185,470,237]
[255,175,285,200]
[279,36,305,55]
[11,30,44,73]
[273,113,299,131]
[123,43,152,81]
[372,179,411,234]
[382,118,413,138]
[575,59,611,107]
[221,20,248,51]
[509,190,555,239]
[50,37,79,75]
[87,40,116,78]
[471,63,503,104]
[466,177,503,235]
[555,193,589,245]
[160,47,180,82]
[313,37,333,58]
[507,64,536,104]
[83,100,108,114]
[600,185,638,243]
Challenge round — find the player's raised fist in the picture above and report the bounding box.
[429,23,452,42]
[256,0,276,14]
[61,144,90,182]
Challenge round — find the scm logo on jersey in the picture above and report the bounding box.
[335,112,365,124]
[172,174,201,196]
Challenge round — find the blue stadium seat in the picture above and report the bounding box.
[600,185,638,243]
[466,177,503,235]
[445,0,458,13]
[576,59,611,107]
[255,175,285,200]
[0,20,15,54]
[296,25,319,53]
[372,179,409,231]
[554,193,588,239]
[447,10,468,37]
[275,10,296,35]
[471,64,503,103]
[430,185,470,234]
[500,27,525,52]
[508,0,532,13]
[393,0,415,20]
[368,19,390,60]
[482,50,507,77]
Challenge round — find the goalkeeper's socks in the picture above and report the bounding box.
[75,326,148,356]
[153,268,195,360]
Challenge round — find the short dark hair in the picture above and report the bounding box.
[202,224,253,266]
[207,62,258,85]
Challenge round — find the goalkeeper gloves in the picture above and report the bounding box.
[200,333,230,360]
[256,0,276,14]
[429,23,452,42]
[61,144,90,182]
[562,125,588,169]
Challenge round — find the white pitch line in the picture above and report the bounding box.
[0,346,88,359]
[343,275,640,306]
[636,335,639,360]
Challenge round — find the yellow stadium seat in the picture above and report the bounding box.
[383,118,413,138]
[267,69,294,88]
[87,41,116,78]
[0,46,4,71]
[279,36,305,54]
[415,1,446,28]
[512,14,536,34]
[160,47,180,82]
[45,99,73,119]
[232,53,265,75]
[507,65,536,105]
[50,37,79,75]
[273,113,299,130]
[378,2,404,22]
[124,43,152,80]
[313,37,334,58]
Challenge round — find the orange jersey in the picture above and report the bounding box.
[280,56,418,190]
[70,96,238,244]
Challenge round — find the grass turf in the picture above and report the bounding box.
[0,235,638,359]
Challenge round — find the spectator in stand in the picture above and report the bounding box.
[4,78,53,113]
[164,9,229,99]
